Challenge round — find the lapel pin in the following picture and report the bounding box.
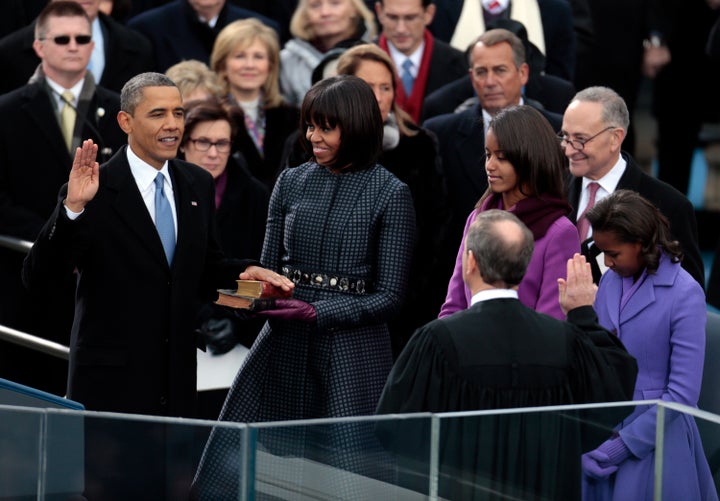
[191,201,198,206]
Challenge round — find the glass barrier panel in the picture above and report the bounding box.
[433,402,643,500]
[227,414,433,500]
[659,402,720,500]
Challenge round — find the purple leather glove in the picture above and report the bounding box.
[582,436,632,480]
[255,299,317,322]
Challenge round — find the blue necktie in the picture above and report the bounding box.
[154,172,175,264]
[401,59,414,96]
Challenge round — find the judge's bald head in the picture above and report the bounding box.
[463,210,534,289]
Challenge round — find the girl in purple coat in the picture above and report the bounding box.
[583,190,716,500]
[439,105,579,320]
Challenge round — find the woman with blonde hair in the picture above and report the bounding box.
[165,59,224,103]
[212,18,299,190]
[280,0,377,106]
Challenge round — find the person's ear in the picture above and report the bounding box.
[32,39,44,59]
[117,110,132,135]
[424,4,436,25]
[466,249,477,274]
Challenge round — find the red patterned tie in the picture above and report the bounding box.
[577,182,600,241]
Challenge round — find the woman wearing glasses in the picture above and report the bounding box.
[440,105,579,320]
[179,97,270,417]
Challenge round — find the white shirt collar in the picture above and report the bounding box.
[387,40,425,77]
[583,154,626,195]
[126,145,171,192]
[46,77,84,111]
[470,288,518,306]
[481,97,524,137]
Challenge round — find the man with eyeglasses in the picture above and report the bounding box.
[561,85,704,289]
[0,1,127,395]
[375,0,467,122]
[0,0,154,94]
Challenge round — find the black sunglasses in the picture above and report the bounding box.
[40,35,92,45]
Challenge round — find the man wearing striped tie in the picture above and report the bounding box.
[561,85,704,288]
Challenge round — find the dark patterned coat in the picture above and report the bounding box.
[192,161,416,497]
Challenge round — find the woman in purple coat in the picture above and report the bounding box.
[439,105,579,320]
[583,190,716,500]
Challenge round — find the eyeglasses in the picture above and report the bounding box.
[558,126,615,151]
[187,138,232,153]
[39,35,92,45]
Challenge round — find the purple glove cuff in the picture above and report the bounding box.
[597,436,632,466]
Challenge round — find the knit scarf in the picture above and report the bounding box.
[480,193,571,240]
[378,29,434,123]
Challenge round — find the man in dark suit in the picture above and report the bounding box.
[560,85,705,289]
[22,71,292,417]
[127,0,279,73]
[0,1,127,394]
[22,72,292,499]
[423,28,561,270]
[0,0,155,94]
[375,0,468,122]
[377,210,638,500]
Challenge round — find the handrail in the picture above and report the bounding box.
[0,235,68,360]
[0,324,69,360]
[0,234,33,254]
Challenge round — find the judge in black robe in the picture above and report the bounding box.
[375,217,637,500]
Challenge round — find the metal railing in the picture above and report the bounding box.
[0,234,70,360]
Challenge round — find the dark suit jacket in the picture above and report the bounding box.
[429,0,576,80]
[127,0,279,72]
[0,76,125,396]
[423,103,561,245]
[566,152,705,289]
[21,148,256,418]
[0,13,155,94]
[424,38,469,98]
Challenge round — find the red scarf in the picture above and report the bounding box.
[378,29,434,123]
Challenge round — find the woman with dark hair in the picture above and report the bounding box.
[192,75,416,497]
[334,43,451,357]
[580,190,715,500]
[179,97,269,418]
[440,104,579,320]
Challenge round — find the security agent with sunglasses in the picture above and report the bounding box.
[561,86,704,289]
[0,1,126,395]
[0,0,154,94]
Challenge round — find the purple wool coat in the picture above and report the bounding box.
[439,206,580,320]
[585,254,717,500]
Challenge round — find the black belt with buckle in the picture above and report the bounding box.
[281,266,372,294]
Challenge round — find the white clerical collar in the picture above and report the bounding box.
[470,288,518,306]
